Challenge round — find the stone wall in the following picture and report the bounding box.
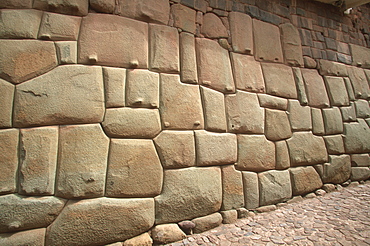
[0,0,370,245]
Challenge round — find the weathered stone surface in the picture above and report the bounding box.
[287,132,328,166]
[151,224,186,244]
[288,100,312,131]
[280,23,303,66]
[201,13,228,38]
[196,38,235,93]
[261,63,297,99]
[258,170,292,206]
[340,102,357,122]
[46,198,155,246]
[351,167,370,181]
[343,119,370,153]
[258,94,288,110]
[106,139,162,198]
[347,66,369,99]
[19,126,58,195]
[343,77,356,101]
[256,205,277,213]
[103,67,126,108]
[38,12,81,40]
[220,210,238,224]
[149,24,179,73]
[171,4,196,33]
[78,14,148,68]
[0,40,57,84]
[155,167,222,224]
[303,56,317,68]
[200,86,227,132]
[0,129,19,194]
[318,60,348,77]
[237,135,275,172]
[0,228,45,246]
[221,165,244,210]
[55,41,77,64]
[231,53,265,93]
[289,166,323,196]
[90,0,115,13]
[292,67,308,105]
[0,79,14,128]
[102,108,161,138]
[229,12,253,54]
[350,44,370,68]
[324,135,345,155]
[123,232,153,246]
[322,107,343,135]
[192,213,222,234]
[351,154,370,167]
[0,9,42,39]
[276,141,290,170]
[159,74,204,130]
[0,0,33,8]
[33,0,88,15]
[180,32,198,84]
[253,19,283,63]
[324,76,350,106]
[355,99,370,118]
[311,108,325,135]
[242,171,259,209]
[265,109,292,141]
[13,65,104,127]
[301,68,330,108]
[225,91,264,134]
[0,194,66,233]
[56,124,109,199]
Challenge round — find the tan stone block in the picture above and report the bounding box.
[201,13,228,38]
[258,170,292,206]
[159,74,204,130]
[355,99,370,118]
[151,224,186,244]
[242,171,259,209]
[102,108,161,138]
[55,41,77,64]
[288,100,312,131]
[350,44,370,69]
[220,210,238,224]
[265,109,292,141]
[311,108,325,135]
[318,60,348,77]
[180,32,198,84]
[343,119,370,153]
[0,0,33,8]
[315,155,351,184]
[347,66,369,99]
[258,94,288,110]
[78,14,148,68]
[343,77,356,101]
[303,56,317,69]
[103,67,126,108]
[275,141,290,170]
[229,12,253,54]
[0,40,57,84]
[33,0,88,16]
[38,12,81,40]
[292,67,308,105]
[237,135,275,172]
[13,65,105,127]
[351,167,370,181]
[323,135,345,155]
[221,165,244,210]
[322,107,343,135]
[0,9,42,39]
[0,228,45,246]
[231,53,265,93]
[171,4,196,33]
[192,213,222,234]
[324,76,350,106]
[123,232,153,246]
[280,23,303,66]
[0,79,14,128]
[90,0,115,13]
[290,166,323,196]
[340,102,357,122]
[301,68,330,108]
[0,129,19,195]
[200,86,227,132]
[56,124,109,199]
[351,154,370,167]
[196,38,235,93]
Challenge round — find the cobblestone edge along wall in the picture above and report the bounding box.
[0,0,370,245]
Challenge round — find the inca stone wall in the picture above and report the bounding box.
[0,0,370,245]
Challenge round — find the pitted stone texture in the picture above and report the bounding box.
[225,91,264,134]
[13,65,104,127]
[347,66,369,99]
[301,68,330,108]
[56,124,109,199]
[106,139,162,198]
[253,19,283,63]
[280,23,303,66]
[318,60,348,77]
[159,74,204,130]
[343,119,370,153]
[149,24,179,73]
[89,0,115,13]
[0,40,57,84]
[350,44,370,68]
[201,13,228,38]
[316,155,351,184]
[289,166,323,196]
[123,232,153,246]
[324,135,345,155]
[0,79,14,128]
[0,0,33,8]
[258,170,292,206]
[0,194,66,233]
[0,9,42,39]
[114,0,170,25]
[201,87,227,132]
[292,67,308,105]
[288,100,312,131]
[155,167,222,224]
[237,135,275,172]
[287,132,327,166]
[242,171,259,209]
[355,99,370,118]
[103,67,126,108]
[311,108,325,135]
[19,126,58,195]
[180,32,198,84]
[171,4,196,33]
[229,12,253,54]
[0,228,45,246]
[231,53,265,93]
[322,107,343,135]
[0,129,19,194]
[258,94,288,110]
[341,102,357,122]
[78,14,148,68]
[276,141,290,170]
[102,108,161,138]
[154,131,195,169]
[221,165,244,210]
[351,154,370,167]
[351,167,370,181]
[151,224,186,245]
[324,76,350,106]
[38,12,81,41]
[265,109,292,141]
[46,198,155,246]
[196,38,235,93]
[261,63,297,99]
[221,210,238,224]
[55,41,77,64]
[192,213,223,234]
[344,77,356,101]
[33,0,88,16]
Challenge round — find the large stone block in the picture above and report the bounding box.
[347,66,369,99]
[350,44,370,69]
[317,60,348,77]
[151,224,186,245]
[351,154,370,167]
[56,124,109,199]
[0,0,33,8]
[355,99,370,118]
[258,94,288,110]
[315,155,351,184]
[201,13,228,38]
[33,0,88,16]
[46,198,155,246]
[155,167,222,224]
[289,166,323,196]
[258,170,292,206]
[288,100,312,131]
[55,41,77,64]
[78,14,148,68]
[280,23,303,66]
[38,12,81,41]
[0,194,66,233]
[324,135,345,155]
[340,102,357,122]
[301,68,330,108]
[192,213,222,234]
[221,165,244,210]
[292,67,308,105]
[324,76,350,106]
[200,86,227,132]
[123,232,152,246]
[0,228,45,246]
[276,141,290,170]
[242,171,259,209]
[0,9,42,39]
[0,129,19,194]
[89,0,115,13]
[106,139,163,198]
[229,12,253,54]
[0,79,14,128]
[311,108,325,135]
[343,77,356,101]
[103,67,126,108]
[343,119,370,153]
[265,109,292,141]
[171,4,196,33]
[351,167,370,181]
[180,32,198,84]
[13,65,104,127]
[322,107,343,135]
[237,135,275,172]
[196,38,235,93]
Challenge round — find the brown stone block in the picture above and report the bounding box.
[0,228,45,246]
[265,109,292,141]
[324,76,350,106]
[0,9,42,39]
[322,107,343,135]
[242,171,259,209]
[171,4,196,33]
[347,66,369,99]
[300,68,330,108]
[201,13,228,38]
[290,166,322,196]
[258,170,292,206]
[33,0,88,16]
[280,23,304,66]
[38,12,81,41]
[221,165,244,210]
[229,12,253,54]
[200,86,227,132]
[0,129,19,195]
[0,79,14,128]
[180,32,198,84]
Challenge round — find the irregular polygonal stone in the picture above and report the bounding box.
[276,141,290,170]
[0,40,57,84]
[265,109,292,141]
[289,166,323,196]
[55,41,77,64]
[196,38,235,93]
[0,194,66,233]
[347,66,369,99]
[180,32,198,84]
[102,108,161,138]
[253,19,283,63]
[106,139,162,198]
[287,132,328,166]
[229,12,253,54]
[171,4,196,33]
[38,12,81,40]
[103,67,126,108]
[0,129,19,194]
[33,0,88,16]
[201,13,228,38]
[13,65,104,127]
[288,100,312,131]
[261,63,297,99]
[343,77,356,101]
[200,86,227,132]
[221,165,244,210]
[231,53,265,93]
[258,94,288,110]
[292,67,308,105]
[155,167,222,224]
[324,76,350,106]
[351,167,370,181]
[123,233,153,246]
[355,99,370,118]
[0,79,14,128]
[318,60,348,77]
[159,74,204,130]
[311,108,325,135]
[0,228,45,246]
[343,119,370,153]
[258,170,292,206]
[220,210,238,224]
[324,135,345,155]
[242,171,259,209]
[56,124,109,199]
[0,9,42,39]
[340,102,357,122]
[89,0,115,13]
[322,107,343,135]
[46,198,154,246]
[303,56,317,69]
[78,14,148,68]
[0,0,33,8]
[301,68,330,108]
[237,135,275,172]
[192,213,222,234]
[280,23,303,66]
[151,224,186,245]
[350,44,370,68]
[225,91,264,134]
[351,154,370,167]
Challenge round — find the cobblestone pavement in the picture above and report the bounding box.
[168,181,370,246]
